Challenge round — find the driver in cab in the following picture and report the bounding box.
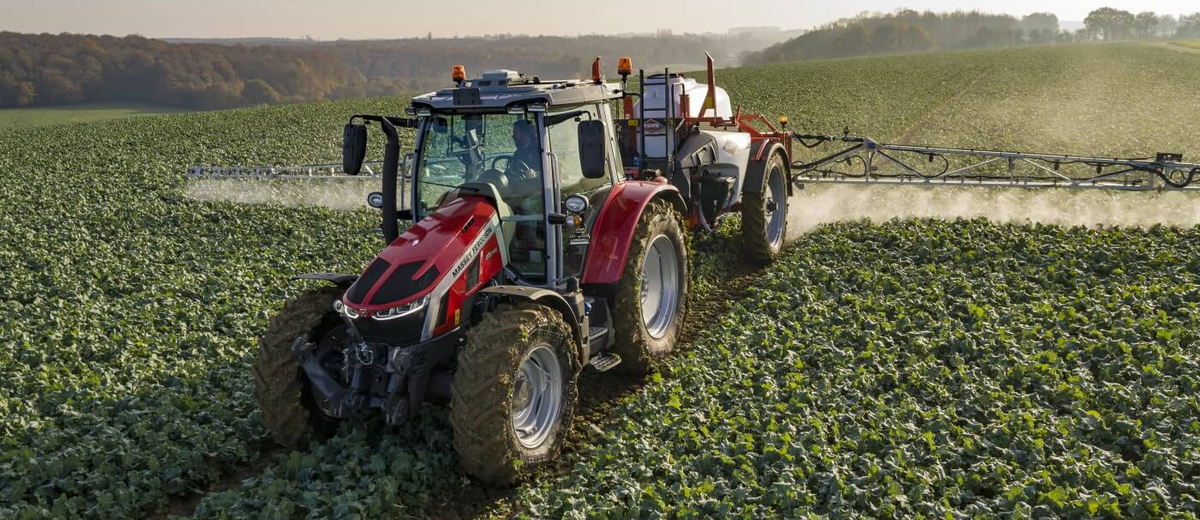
[502,119,543,213]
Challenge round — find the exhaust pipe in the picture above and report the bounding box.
[379,118,400,244]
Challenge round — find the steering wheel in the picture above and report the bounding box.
[490,155,513,172]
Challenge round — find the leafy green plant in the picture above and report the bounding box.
[514,219,1200,519]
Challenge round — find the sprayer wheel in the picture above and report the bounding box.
[253,286,344,449]
[742,152,789,264]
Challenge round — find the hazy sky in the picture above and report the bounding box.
[1,0,1197,39]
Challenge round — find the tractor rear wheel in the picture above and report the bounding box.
[742,151,789,264]
[253,286,343,450]
[451,303,579,484]
[610,199,689,375]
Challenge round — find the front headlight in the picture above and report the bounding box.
[372,295,431,321]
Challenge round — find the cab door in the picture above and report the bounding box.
[545,103,618,285]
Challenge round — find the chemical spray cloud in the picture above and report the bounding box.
[186,179,1200,235]
[787,184,1200,240]
[185,179,378,211]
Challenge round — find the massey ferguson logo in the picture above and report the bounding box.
[644,118,665,135]
[451,224,494,279]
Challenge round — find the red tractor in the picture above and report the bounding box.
[253,56,793,483]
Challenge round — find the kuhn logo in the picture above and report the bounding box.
[450,224,493,279]
[644,118,664,135]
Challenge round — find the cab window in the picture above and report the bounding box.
[547,105,611,199]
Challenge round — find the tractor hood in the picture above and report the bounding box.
[343,195,502,316]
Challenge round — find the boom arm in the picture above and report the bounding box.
[791,133,1200,191]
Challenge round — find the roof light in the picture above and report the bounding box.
[405,106,416,116]
[527,103,547,113]
[507,104,526,115]
[617,56,633,79]
[592,56,602,83]
[416,107,432,117]
[452,65,466,85]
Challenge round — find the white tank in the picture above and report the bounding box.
[635,74,733,160]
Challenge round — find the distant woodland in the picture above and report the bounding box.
[3,7,1199,110]
[746,8,1200,65]
[0,32,370,109]
[0,29,796,110]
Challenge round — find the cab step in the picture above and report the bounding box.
[588,353,622,372]
[588,326,609,345]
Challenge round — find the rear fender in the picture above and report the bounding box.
[581,181,686,285]
[741,142,792,196]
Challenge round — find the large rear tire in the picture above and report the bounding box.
[610,199,689,375]
[451,303,579,485]
[742,152,789,264]
[252,286,343,450]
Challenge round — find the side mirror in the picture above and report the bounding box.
[578,120,606,179]
[342,123,367,175]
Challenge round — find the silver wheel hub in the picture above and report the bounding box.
[511,345,562,449]
[766,165,787,248]
[640,235,681,339]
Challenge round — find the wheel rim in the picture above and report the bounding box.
[640,234,681,339]
[765,164,787,249]
[511,344,563,449]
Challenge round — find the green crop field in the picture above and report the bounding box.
[2,43,1200,520]
[0,103,186,131]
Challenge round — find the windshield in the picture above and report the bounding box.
[415,113,541,216]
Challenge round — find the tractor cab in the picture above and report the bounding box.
[403,68,625,287]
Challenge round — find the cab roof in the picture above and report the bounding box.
[410,69,623,112]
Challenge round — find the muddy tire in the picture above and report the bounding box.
[451,303,579,485]
[742,151,789,264]
[610,199,689,375]
[252,285,343,450]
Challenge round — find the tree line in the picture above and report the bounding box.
[746,8,1200,65]
[0,30,795,110]
[0,32,393,110]
[1080,9,1200,41]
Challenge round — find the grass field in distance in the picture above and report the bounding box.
[0,102,186,130]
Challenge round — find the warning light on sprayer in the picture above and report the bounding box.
[452,65,466,83]
[617,56,633,77]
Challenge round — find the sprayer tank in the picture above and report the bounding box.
[634,74,733,159]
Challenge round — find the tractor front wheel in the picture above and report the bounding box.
[742,151,789,264]
[451,303,579,484]
[610,199,689,375]
[253,286,344,450]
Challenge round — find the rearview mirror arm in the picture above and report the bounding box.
[352,114,406,244]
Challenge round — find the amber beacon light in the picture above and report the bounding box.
[617,56,633,80]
